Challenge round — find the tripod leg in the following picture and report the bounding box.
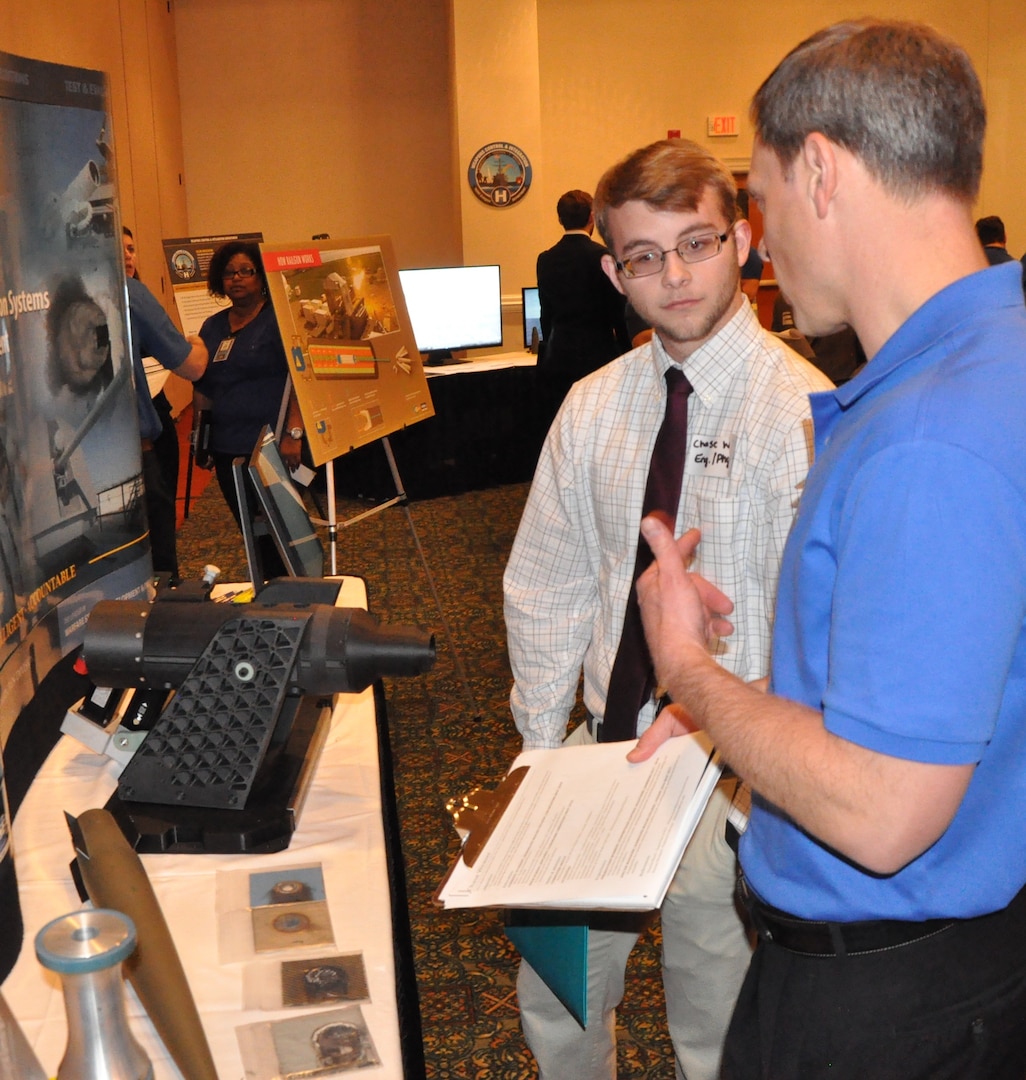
[326,462,338,576]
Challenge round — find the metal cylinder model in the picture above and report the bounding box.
[84,599,435,694]
[35,908,153,1080]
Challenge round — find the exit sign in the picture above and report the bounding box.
[707,115,739,137]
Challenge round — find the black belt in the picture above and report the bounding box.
[737,876,955,957]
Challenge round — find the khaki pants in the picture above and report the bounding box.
[517,721,753,1080]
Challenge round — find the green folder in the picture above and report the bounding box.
[504,911,590,1028]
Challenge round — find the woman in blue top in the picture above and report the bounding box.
[195,240,304,579]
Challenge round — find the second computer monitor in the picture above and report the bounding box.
[246,427,324,579]
[522,286,542,352]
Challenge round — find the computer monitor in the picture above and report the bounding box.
[522,286,542,352]
[398,264,502,365]
[244,427,325,579]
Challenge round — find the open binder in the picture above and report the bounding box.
[437,733,720,910]
[436,733,721,1025]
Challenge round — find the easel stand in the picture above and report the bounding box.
[319,438,406,575]
[314,436,480,720]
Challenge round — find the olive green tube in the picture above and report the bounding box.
[66,808,218,1080]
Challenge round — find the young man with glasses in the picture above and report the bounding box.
[503,138,831,1080]
[632,22,1026,1079]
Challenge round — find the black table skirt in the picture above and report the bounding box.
[333,363,547,502]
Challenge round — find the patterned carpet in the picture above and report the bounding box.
[177,472,676,1079]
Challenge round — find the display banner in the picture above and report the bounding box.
[0,50,152,746]
[261,236,434,467]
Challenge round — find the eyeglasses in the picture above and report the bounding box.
[223,266,258,279]
[615,229,732,279]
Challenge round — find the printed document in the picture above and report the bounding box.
[437,732,720,910]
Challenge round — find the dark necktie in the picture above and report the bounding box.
[600,367,694,742]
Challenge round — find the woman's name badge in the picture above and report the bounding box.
[213,337,235,363]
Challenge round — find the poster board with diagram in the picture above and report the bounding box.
[260,236,434,468]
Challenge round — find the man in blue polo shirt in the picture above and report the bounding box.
[629,18,1026,1079]
[126,275,207,580]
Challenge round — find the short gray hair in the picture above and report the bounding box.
[751,19,984,202]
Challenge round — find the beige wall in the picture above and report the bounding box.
[980,0,1026,244]
[0,0,188,298]
[174,0,1026,326]
[449,0,549,347]
[173,0,461,272]
[4,1,1024,355]
[532,0,1025,254]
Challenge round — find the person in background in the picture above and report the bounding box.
[122,226,208,580]
[772,290,865,385]
[505,137,832,1080]
[123,227,189,558]
[535,189,631,424]
[193,240,303,579]
[975,214,1014,264]
[633,20,1026,1078]
[736,189,763,307]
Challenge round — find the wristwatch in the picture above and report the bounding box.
[287,426,304,440]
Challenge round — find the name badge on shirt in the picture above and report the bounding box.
[213,337,235,363]
[685,432,734,478]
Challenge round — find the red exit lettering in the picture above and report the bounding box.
[707,115,738,137]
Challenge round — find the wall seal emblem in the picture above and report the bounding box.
[467,142,532,207]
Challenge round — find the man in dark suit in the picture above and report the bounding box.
[975,214,1015,264]
[536,190,630,423]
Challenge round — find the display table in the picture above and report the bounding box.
[424,351,538,376]
[4,576,422,1078]
[334,351,544,501]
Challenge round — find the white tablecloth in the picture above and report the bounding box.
[4,576,407,1078]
